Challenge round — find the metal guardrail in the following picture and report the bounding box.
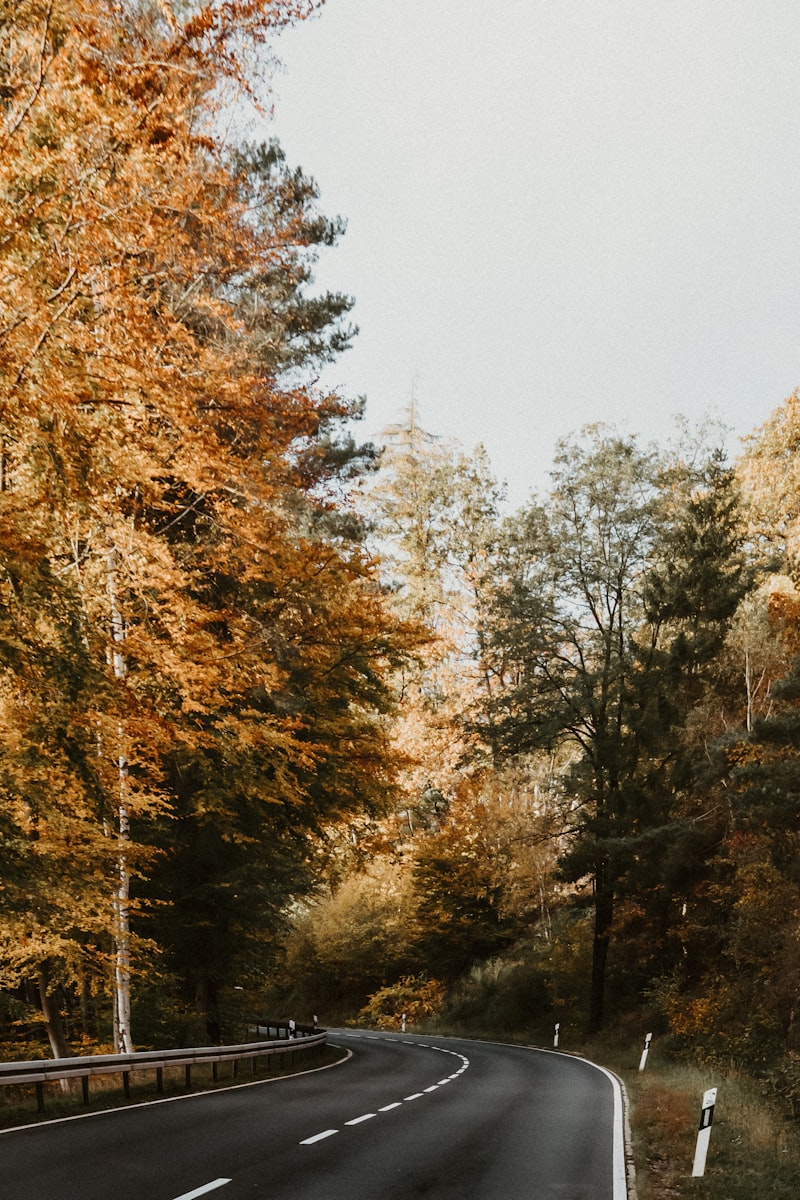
[0,1023,327,1115]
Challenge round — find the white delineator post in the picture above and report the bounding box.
[692,1087,717,1177]
[553,1022,560,1048]
[638,1032,652,1072]
[401,1012,407,1033]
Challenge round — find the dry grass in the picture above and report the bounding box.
[623,1057,800,1200]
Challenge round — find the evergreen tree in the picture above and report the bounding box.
[488,427,749,1031]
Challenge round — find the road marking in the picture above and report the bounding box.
[539,1047,628,1200]
[300,1128,339,1145]
[296,1037,470,1147]
[0,1049,353,1139]
[172,1181,231,1200]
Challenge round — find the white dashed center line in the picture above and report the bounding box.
[300,1128,338,1145]
[300,1037,471,1145]
[172,1181,232,1200]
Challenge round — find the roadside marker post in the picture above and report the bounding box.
[638,1032,652,1072]
[401,1012,407,1033]
[553,1023,560,1048]
[691,1087,717,1177]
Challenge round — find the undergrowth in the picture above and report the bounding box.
[623,1053,800,1199]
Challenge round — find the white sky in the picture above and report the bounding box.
[267,1,800,505]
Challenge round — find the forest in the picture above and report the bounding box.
[1,0,800,1126]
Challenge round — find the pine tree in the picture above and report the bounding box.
[488,427,749,1031]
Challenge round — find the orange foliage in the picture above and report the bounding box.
[0,0,408,1033]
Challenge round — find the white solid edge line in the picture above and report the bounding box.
[0,1050,354,1138]
[583,1059,627,1200]
[172,1180,231,1200]
[348,1029,624,1199]
[413,1032,626,1200]
[333,1028,623,1196]
[300,1128,338,1145]
[535,1048,627,1200]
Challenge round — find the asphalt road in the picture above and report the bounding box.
[1,1030,627,1200]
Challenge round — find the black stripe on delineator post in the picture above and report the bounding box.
[692,1086,718,1177]
[699,1102,715,1130]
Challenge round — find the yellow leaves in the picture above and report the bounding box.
[0,0,409,1040]
[740,388,800,570]
[357,975,447,1030]
[667,991,725,1040]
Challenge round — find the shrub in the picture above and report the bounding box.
[356,976,446,1030]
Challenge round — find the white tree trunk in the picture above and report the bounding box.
[106,540,133,1054]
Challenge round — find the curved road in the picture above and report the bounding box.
[2,1030,627,1200]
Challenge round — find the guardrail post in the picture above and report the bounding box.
[0,1026,327,1118]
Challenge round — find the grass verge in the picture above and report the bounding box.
[622,1054,800,1199]
[567,1033,800,1200]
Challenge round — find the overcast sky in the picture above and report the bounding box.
[267,1,800,506]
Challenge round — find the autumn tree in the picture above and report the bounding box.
[0,0,406,1051]
[361,409,506,812]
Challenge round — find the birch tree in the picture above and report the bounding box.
[0,0,404,1050]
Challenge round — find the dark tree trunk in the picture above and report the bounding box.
[37,963,70,1059]
[196,976,221,1044]
[587,876,614,1035]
